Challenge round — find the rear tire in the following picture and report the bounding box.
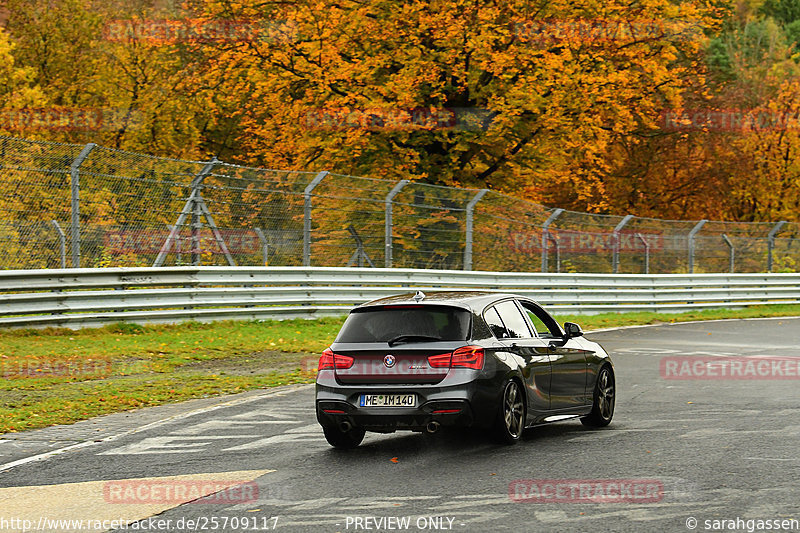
[322,424,366,449]
[494,379,525,444]
[581,365,615,428]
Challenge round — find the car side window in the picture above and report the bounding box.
[493,300,533,339]
[483,306,509,339]
[519,301,561,338]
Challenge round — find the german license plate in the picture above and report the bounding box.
[359,394,416,407]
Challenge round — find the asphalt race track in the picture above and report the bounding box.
[1,318,800,533]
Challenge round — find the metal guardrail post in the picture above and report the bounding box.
[688,219,707,274]
[254,228,269,266]
[541,208,564,273]
[51,220,66,269]
[303,171,329,266]
[385,179,409,268]
[69,143,96,268]
[635,233,650,274]
[722,234,734,273]
[612,214,634,274]
[767,221,787,272]
[464,189,488,271]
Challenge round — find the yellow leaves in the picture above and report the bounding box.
[0,0,732,220]
[0,28,47,123]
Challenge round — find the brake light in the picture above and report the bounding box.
[318,348,354,370]
[451,346,484,369]
[427,352,452,368]
[427,346,484,370]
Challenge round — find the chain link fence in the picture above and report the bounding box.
[1,134,798,273]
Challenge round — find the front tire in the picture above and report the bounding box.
[322,424,366,449]
[494,379,525,444]
[581,365,615,427]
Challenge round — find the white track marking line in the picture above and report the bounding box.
[0,384,312,474]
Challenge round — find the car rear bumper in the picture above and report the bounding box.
[315,373,498,432]
[316,398,475,432]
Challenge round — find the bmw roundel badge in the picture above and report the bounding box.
[384,354,396,368]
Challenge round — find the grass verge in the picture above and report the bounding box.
[2,304,800,433]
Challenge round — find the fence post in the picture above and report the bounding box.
[612,214,634,274]
[51,220,66,269]
[541,208,564,273]
[767,221,787,272]
[687,219,707,273]
[464,189,488,271]
[254,228,269,266]
[346,225,375,267]
[722,233,734,273]
[303,171,328,266]
[190,158,218,266]
[635,233,650,274]
[69,143,96,268]
[548,233,561,273]
[385,179,409,268]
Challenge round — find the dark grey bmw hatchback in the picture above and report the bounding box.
[315,291,615,448]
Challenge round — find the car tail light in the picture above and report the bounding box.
[318,348,354,370]
[451,346,484,369]
[427,352,452,368]
[427,346,484,370]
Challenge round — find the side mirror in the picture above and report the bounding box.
[564,322,583,339]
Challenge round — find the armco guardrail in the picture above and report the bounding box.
[1,267,800,329]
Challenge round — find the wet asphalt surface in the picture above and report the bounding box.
[1,318,799,533]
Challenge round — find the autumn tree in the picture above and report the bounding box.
[184,0,719,214]
[1,0,228,157]
[703,2,800,222]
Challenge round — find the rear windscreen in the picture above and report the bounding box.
[335,306,471,343]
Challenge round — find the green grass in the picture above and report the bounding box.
[2,304,800,433]
[0,317,344,433]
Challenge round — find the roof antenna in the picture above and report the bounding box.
[413,290,426,302]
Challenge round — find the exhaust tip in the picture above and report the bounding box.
[426,421,440,434]
[339,421,352,432]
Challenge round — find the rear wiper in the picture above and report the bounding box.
[387,334,443,347]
